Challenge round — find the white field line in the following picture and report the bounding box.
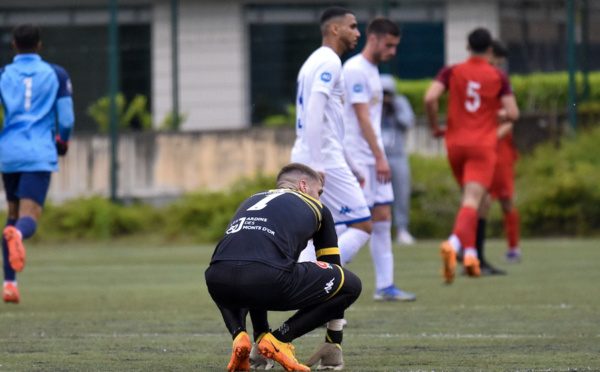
[19,332,599,339]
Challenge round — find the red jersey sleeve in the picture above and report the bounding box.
[435,66,454,89]
[495,68,513,97]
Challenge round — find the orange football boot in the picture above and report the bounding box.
[227,331,251,372]
[3,282,19,304]
[463,253,481,277]
[440,241,457,284]
[258,333,310,371]
[4,226,25,272]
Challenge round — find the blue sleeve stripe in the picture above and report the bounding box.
[51,64,72,98]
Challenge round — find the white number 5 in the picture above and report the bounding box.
[465,80,481,112]
[23,77,33,111]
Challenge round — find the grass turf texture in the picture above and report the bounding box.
[1,238,598,371]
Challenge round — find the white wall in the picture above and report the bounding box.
[445,0,500,65]
[152,0,248,131]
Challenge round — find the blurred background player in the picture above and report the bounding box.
[291,6,368,350]
[0,24,74,303]
[205,163,362,372]
[342,18,416,301]
[424,27,519,284]
[476,39,521,271]
[380,74,417,245]
[292,7,371,265]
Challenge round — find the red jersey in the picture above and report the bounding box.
[436,56,513,148]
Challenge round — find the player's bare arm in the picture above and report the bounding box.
[500,94,520,122]
[497,122,513,140]
[343,147,365,187]
[353,102,391,183]
[424,80,446,138]
[305,91,328,180]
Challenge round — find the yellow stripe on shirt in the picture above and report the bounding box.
[316,247,340,258]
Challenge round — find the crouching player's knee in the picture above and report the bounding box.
[339,268,362,306]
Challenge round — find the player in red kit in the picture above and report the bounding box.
[424,28,519,284]
[476,40,521,272]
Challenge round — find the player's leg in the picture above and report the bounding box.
[219,306,252,372]
[476,193,493,265]
[340,219,372,265]
[500,198,521,262]
[2,199,19,303]
[498,162,521,262]
[389,154,415,244]
[205,263,258,371]
[4,172,51,274]
[269,263,361,340]
[454,182,487,276]
[370,182,416,301]
[476,194,506,275]
[2,173,23,303]
[442,146,495,282]
[248,308,274,370]
[320,167,371,266]
[262,263,361,371]
[297,239,317,262]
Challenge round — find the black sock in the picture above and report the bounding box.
[271,323,292,343]
[325,329,343,344]
[232,327,246,340]
[476,218,487,263]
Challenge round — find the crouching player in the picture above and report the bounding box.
[205,163,362,371]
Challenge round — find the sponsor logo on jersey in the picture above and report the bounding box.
[315,261,332,269]
[339,206,352,215]
[321,72,332,82]
[324,277,335,293]
[353,83,363,93]
[226,217,246,234]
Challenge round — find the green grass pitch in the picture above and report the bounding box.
[0,237,598,371]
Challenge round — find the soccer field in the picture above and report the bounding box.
[1,237,598,371]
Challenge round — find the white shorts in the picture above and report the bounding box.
[321,166,371,225]
[358,163,394,208]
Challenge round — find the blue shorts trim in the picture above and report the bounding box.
[2,171,52,206]
[371,201,394,209]
[334,216,372,226]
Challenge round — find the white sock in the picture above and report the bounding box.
[449,234,462,253]
[370,221,394,289]
[335,224,348,236]
[338,227,371,266]
[464,247,478,258]
[298,239,317,262]
[327,319,344,331]
[3,280,17,286]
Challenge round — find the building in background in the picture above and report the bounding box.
[0,0,597,131]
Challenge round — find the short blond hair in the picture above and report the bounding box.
[277,163,323,186]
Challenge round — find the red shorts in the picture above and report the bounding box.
[446,145,496,188]
[489,161,515,199]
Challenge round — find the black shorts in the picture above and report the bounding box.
[205,260,359,311]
